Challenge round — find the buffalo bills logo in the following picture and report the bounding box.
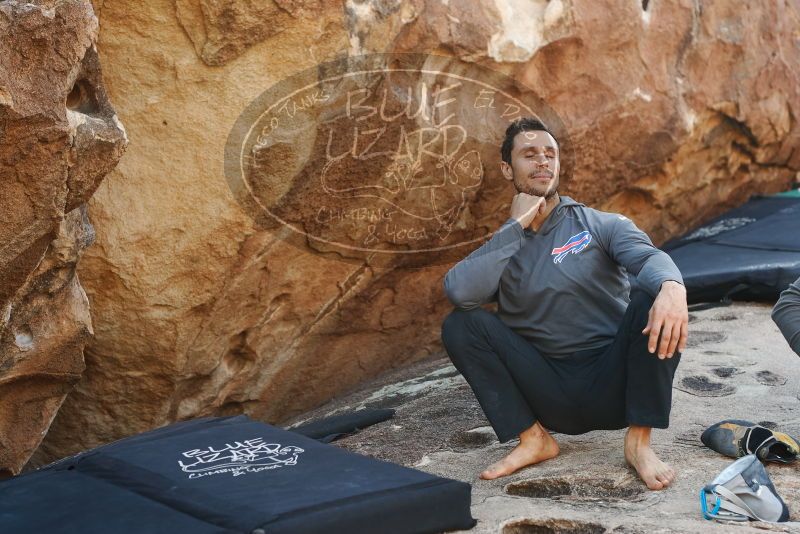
[551,231,592,264]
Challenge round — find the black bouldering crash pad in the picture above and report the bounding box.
[0,469,232,534]
[663,193,800,304]
[1,416,475,534]
[289,408,395,442]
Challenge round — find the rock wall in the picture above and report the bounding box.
[0,0,126,475]
[33,0,800,463]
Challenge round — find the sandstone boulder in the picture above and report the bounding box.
[35,0,800,464]
[0,0,126,475]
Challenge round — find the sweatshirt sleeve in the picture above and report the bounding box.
[598,214,684,297]
[443,218,526,309]
[772,277,800,356]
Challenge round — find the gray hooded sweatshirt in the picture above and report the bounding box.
[443,196,683,358]
[772,277,800,356]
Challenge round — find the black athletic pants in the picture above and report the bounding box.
[440,291,681,442]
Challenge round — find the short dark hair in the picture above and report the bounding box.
[500,117,558,165]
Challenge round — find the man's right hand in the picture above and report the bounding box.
[510,192,546,230]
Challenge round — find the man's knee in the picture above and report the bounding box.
[633,348,682,370]
[626,289,655,327]
[626,290,684,361]
[441,307,493,352]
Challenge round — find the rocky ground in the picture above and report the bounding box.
[287,302,800,533]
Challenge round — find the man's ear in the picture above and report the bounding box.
[500,161,513,182]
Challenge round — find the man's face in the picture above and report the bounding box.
[502,129,560,198]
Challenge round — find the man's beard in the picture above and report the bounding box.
[515,173,559,198]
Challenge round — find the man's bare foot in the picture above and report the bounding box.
[480,422,559,480]
[624,426,675,490]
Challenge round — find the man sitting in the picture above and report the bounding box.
[773,276,800,356]
[441,118,688,490]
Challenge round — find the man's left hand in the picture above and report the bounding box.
[642,281,688,359]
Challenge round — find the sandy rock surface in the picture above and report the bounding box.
[288,302,800,533]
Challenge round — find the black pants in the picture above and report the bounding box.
[440,291,681,442]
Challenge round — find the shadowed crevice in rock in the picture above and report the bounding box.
[505,477,644,503]
[66,79,100,115]
[502,518,607,534]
